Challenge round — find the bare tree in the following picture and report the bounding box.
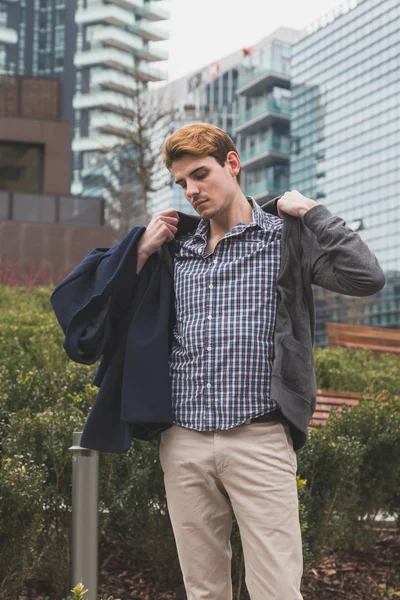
[83,73,175,239]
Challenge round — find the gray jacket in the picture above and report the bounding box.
[259,198,385,449]
[164,197,386,450]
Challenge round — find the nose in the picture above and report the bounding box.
[186,180,200,201]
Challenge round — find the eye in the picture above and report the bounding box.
[196,173,207,180]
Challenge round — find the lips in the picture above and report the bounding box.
[194,199,208,210]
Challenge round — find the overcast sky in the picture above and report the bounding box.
[162,0,350,81]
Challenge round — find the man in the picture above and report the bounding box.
[51,123,385,600]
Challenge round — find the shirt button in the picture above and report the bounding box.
[206,383,211,389]
[209,284,214,290]
[213,259,217,264]
[207,315,212,320]
[207,346,212,351]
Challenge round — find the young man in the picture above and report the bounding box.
[51,123,385,600]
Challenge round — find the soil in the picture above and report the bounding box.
[21,530,400,599]
[96,531,400,600]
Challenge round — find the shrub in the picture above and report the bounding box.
[0,453,47,599]
[98,440,181,585]
[298,395,400,554]
[0,285,399,598]
[314,346,399,395]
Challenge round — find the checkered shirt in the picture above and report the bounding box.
[169,197,282,430]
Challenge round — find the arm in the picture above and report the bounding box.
[304,204,386,296]
[51,208,180,365]
[51,226,146,364]
[278,190,386,296]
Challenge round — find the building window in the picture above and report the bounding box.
[0,142,44,194]
[0,44,6,73]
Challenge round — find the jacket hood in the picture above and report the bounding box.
[175,195,283,236]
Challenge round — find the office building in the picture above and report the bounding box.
[0,74,113,285]
[290,0,399,343]
[143,44,247,218]
[235,27,300,204]
[147,27,300,217]
[0,0,170,194]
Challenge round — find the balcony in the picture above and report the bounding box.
[73,91,136,114]
[72,135,123,152]
[236,99,291,134]
[236,66,290,96]
[137,41,168,62]
[90,26,142,53]
[136,2,170,21]
[91,112,132,137]
[135,62,168,82]
[105,0,143,9]
[132,21,168,41]
[0,27,17,45]
[75,47,133,70]
[91,69,142,94]
[245,179,288,203]
[75,5,134,27]
[240,138,290,170]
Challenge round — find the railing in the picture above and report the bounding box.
[0,191,105,226]
[136,62,168,82]
[237,99,291,127]
[245,179,288,198]
[237,64,290,90]
[137,1,170,20]
[132,21,169,41]
[240,138,291,163]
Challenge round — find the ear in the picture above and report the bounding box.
[226,151,240,178]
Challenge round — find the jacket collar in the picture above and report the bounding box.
[175,194,282,236]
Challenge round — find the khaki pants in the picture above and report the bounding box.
[159,421,303,600]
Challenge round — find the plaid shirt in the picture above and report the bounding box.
[169,197,282,430]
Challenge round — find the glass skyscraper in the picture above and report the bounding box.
[290,0,400,344]
[235,28,299,204]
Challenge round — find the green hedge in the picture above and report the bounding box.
[314,345,399,394]
[0,286,399,599]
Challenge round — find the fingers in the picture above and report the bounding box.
[156,209,179,219]
[149,211,179,229]
[163,227,177,242]
[156,220,177,243]
[158,215,179,226]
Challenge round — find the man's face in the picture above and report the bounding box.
[171,154,238,220]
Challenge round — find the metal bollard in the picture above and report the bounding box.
[69,431,99,600]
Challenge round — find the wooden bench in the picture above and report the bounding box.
[311,389,364,426]
[326,322,400,355]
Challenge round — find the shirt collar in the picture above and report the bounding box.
[192,196,269,241]
[246,196,268,230]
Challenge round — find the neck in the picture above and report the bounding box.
[208,190,252,238]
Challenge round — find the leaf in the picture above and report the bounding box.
[322,568,337,576]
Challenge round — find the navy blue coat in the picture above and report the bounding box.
[51,211,201,452]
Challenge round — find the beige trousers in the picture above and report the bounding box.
[159,421,303,600]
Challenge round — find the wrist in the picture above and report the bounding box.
[299,199,317,217]
[138,246,150,261]
[136,244,150,275]
[137,237,150,260]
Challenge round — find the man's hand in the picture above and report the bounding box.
[136,209,179,274]
[277,190,317,219]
